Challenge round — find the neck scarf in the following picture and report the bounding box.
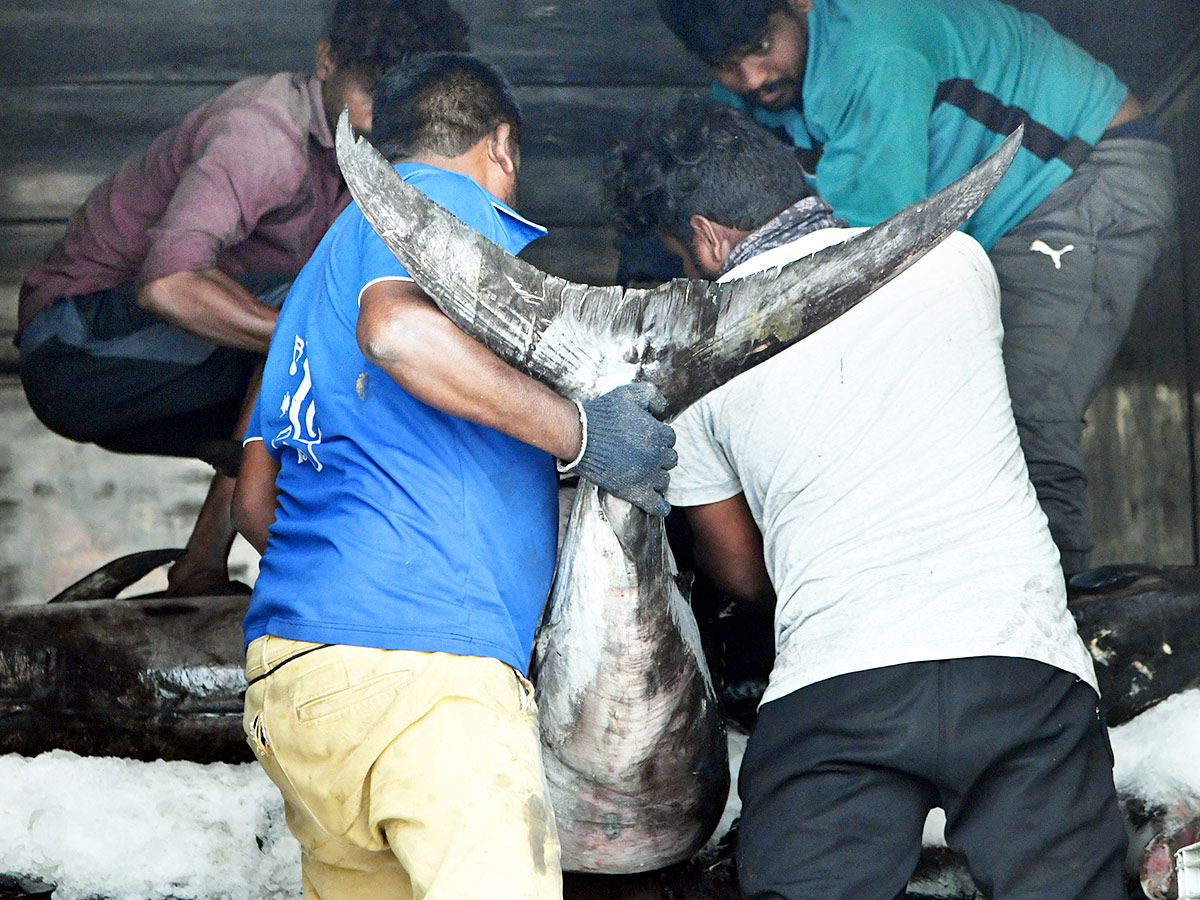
[719,196,847,276]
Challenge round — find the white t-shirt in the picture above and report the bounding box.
[668,227,1098,705]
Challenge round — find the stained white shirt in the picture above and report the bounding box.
[668,228,1098,704]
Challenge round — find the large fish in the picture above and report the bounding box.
[1068,564,1200,726]
[336,113,1020,872]
[0,593,250,763]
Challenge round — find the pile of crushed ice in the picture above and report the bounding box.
[1110,688,1200,803]
[0,752,298,900]
[2,688,1198,900]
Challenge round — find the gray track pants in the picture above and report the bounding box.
[989,135,1176,576]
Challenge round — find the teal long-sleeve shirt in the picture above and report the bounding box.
[714,0,1127,249]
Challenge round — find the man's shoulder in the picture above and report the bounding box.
[182,74,317,192]
[814,0,947,46]
[190,72,314,147]
[936,229,993,265]
[922,230,997,291]
[806,0,951,93]
[809,0,904,60]
[212,72,309,114]
[882,229,999,308]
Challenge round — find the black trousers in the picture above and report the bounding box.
[737,657,1127,900]
[17,282,289,471]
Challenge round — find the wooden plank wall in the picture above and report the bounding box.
[0,0,1198,604]
[0,0,710,367]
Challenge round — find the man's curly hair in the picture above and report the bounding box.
[328,0,471,77]
[603,97,813,241]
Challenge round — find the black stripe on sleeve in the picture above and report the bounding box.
[934,78,1091,167]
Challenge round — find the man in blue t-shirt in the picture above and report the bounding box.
[231,53,677,899]
[655,0,1177,577]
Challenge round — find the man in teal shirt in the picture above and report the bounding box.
[656,0,1176,576]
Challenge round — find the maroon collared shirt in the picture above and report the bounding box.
[18,72,349,334]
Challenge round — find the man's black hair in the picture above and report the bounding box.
[603,97,813,241]
[371,52,522,160]
[656,0,787,65]
[328,0,471,77]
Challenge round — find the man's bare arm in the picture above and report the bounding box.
[357,279,583,460]
[138,268,278,354]
[231,440,281,555]
[685,493,775,609]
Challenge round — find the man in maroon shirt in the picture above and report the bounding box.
[17,0,470,595]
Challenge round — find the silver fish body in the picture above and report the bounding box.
[533,484,727,871]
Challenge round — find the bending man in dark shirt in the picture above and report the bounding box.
[605,97,1127,900]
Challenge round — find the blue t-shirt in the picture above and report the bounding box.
[714,0,1127,248]
[243,164,558,674]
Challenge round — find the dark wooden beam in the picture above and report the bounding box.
[0,0,706,88]
[0,84,690,223]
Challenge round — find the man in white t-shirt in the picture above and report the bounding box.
[604,98,1127,900]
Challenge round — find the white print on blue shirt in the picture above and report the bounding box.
[272,335,324,471]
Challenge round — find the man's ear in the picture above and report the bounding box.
[315,37,336,80]
[787,0,814,14]
[487,122,518,175]
[689,214,733,275]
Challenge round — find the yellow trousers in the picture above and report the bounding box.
[244,635,562,900]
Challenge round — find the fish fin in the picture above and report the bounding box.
[341,112,1019,416]
[662,126,1023,416]
[338,112,638,398]
[48,548,185,603]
